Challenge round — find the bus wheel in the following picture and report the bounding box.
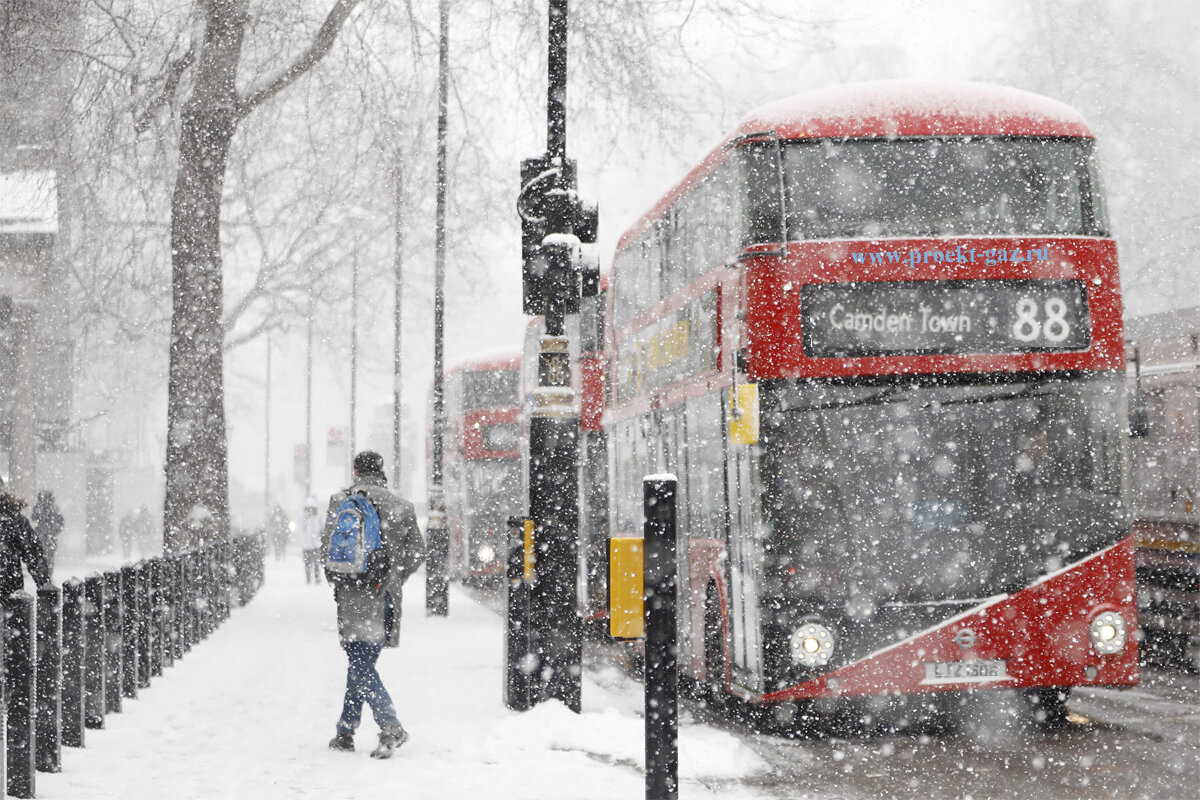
[704,589,727,714]
[1025,687,1070,730]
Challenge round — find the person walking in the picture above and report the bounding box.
[323,451,424,759]
[119,511,136,560]
[268,505,290,560]
[298,494,322,584]
[31,489,64,575]
[0,477,53,596]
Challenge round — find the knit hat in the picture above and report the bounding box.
[353,451,385,477]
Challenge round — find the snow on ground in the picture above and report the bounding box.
[37,557,770,800]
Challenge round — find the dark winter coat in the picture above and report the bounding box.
[321,474,425,647]
[31,494,64,570]
[0,494,52,598]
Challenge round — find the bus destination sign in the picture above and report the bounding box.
[801,279,1090,357]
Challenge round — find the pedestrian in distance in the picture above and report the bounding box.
[135,504,156,557]
[323,450,425,759]
[119,510,136,560]
[268,504,290,561]
[31,489,64,576]
[0,476,53,596]
[298,494,322,584]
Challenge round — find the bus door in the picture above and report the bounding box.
[655,409,693,673]
[726,433,763,690]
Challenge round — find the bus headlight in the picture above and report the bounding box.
[1089,611,1127,656]
[789,622,835,668]
[477,544,496,564]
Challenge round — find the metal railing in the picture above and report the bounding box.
[1,534,266,798]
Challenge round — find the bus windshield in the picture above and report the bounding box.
[760,373,1127,610]
[783,137,1106,240]
[463,370,518,409]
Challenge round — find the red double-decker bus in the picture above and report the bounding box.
[440,354,522,582]
[605,81,1138,726]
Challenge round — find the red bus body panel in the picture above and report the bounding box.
[460,407,521,461]
[763,537,1139,701]
[745,237,1124,381]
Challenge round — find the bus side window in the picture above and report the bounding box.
[687,393,726,541]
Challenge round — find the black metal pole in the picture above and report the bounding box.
[149,559,165,677]
[137,562,152,687]
[526,0,583,713]
[102,570,123,714]
[83,574,105,729]
[120,564,139,699]
[503,516,535,711]
[547,0,567,162]
[5,591,37,798]
[60,578,85,747]
[644,477,679,800]
[393,161,405,491]
[35,584,62,773]
[426,0,450,617]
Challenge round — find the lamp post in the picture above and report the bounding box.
[392,162,404,495]
[425,0,450,616]
[350,250,359,478]
[264,330,272,523]
[305,268,314,492]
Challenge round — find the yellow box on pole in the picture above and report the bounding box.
[609,536,644,640]
[729,382,759,445]
[523,518,535,582]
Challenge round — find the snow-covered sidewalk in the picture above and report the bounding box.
[36,558,769,799]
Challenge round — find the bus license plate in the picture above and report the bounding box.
[923,660,1008,683]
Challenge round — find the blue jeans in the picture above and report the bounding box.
[337,642,399,735]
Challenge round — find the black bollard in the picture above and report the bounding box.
[137,563,151,688]
[35,584,63,773]
[60,579,86,747]
[120,564,139,699]
[218,542,231,622]
[177,555,192,653]
[173,555,188,657]
[163,557,179,667]
[102,570,123,714]
[644,476,679,800]
[83,574,106,729]
[5,591,37,798]
[503,517,535,712]
[149,559,165,677]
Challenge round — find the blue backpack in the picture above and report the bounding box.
[326,492,385,585]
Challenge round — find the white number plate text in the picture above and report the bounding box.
[923,660,1009,684]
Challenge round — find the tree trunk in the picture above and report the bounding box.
[163,3,246,553]
[162,0,363,552]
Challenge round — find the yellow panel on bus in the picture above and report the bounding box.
[729,383,759,445]
[609,536,644,640]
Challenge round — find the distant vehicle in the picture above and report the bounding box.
[1126,307,1200,670]
[435,354,522,583]
[604,80,1138,726]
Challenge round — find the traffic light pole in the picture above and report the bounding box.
[509,0,597,713]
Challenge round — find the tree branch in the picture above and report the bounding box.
[237,0,364,116]
[134,42,197,134]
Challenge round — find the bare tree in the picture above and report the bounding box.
[161,0,364,550]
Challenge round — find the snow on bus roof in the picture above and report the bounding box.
[445,351,520,377]
[615,81,1093,253]
[736,80,1092,141]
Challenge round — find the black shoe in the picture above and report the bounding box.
[370,726,409,759]
[328,730,355,752]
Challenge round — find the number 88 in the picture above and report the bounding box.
[1012,297,1071,343]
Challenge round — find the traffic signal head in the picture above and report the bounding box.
[519,156,598,315]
